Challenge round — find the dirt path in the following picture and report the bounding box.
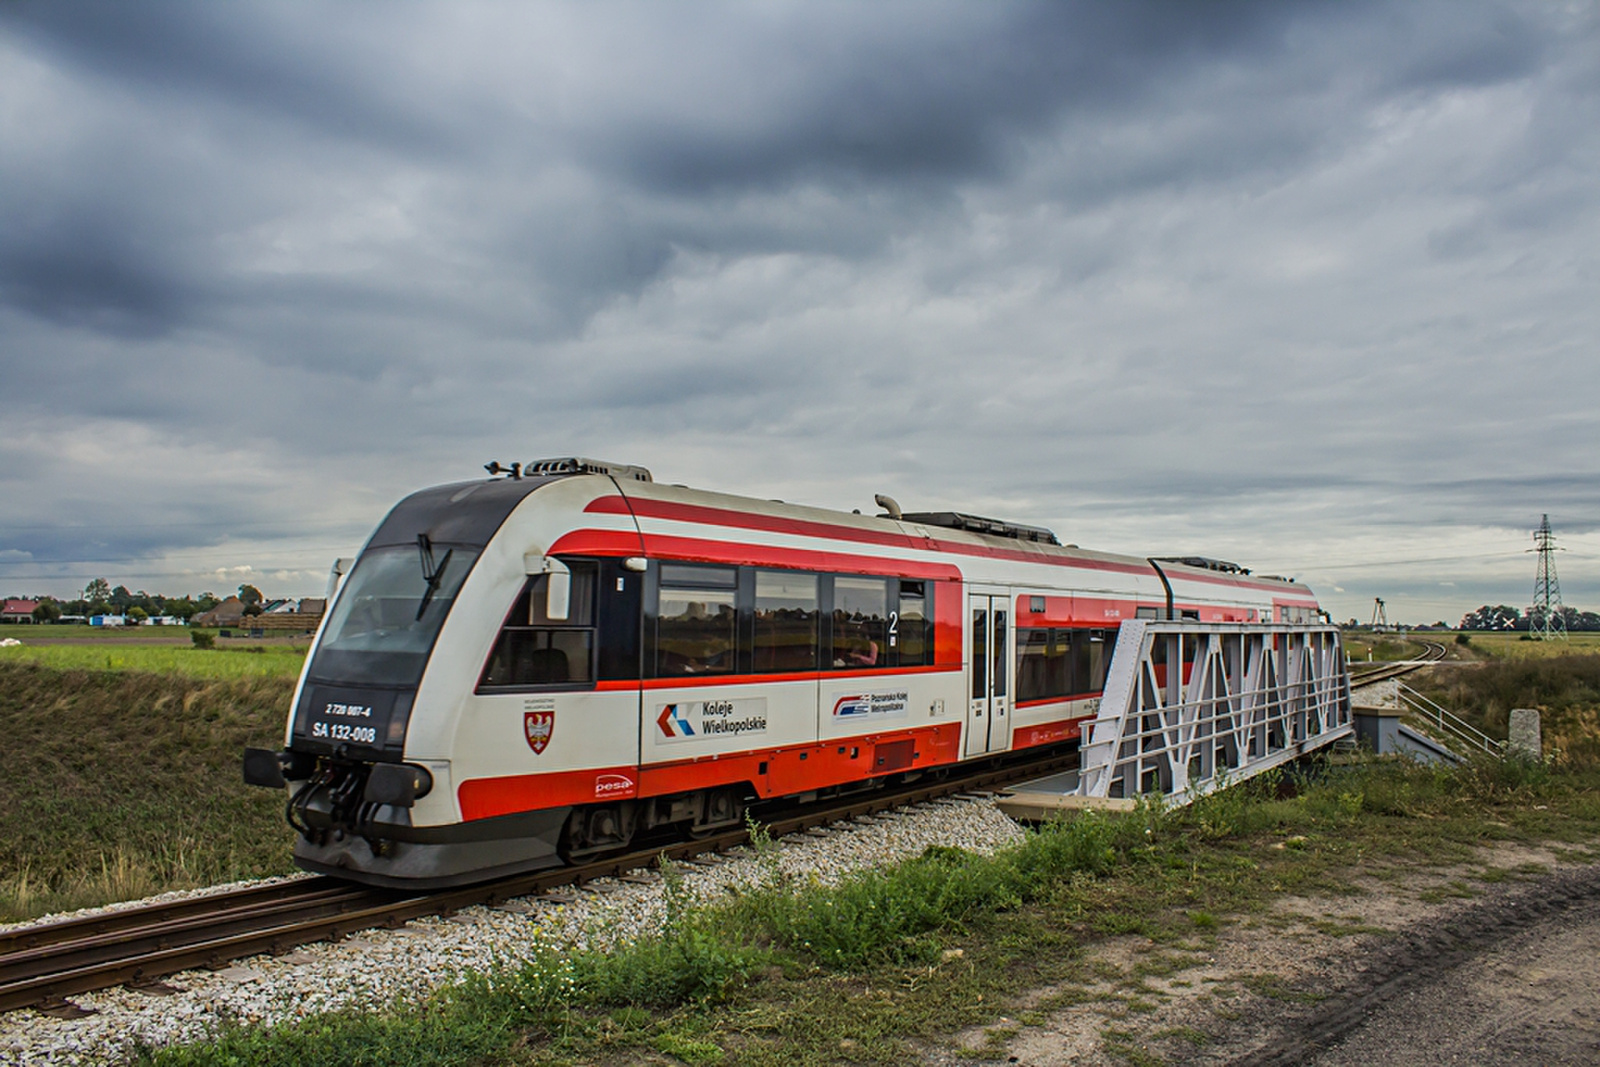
[954,842,1600,1065]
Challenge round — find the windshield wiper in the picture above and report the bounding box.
[415,534,454,621]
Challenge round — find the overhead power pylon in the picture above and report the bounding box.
[1530,514,1567,640]
[1370,597,1388,631]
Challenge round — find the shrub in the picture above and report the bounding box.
[190,630,215,650]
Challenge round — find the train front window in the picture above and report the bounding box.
[308,543,480,686]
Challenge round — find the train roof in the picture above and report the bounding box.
[498,460,1314,597]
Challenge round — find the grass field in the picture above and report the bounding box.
[1341,634,1429,662]
[138,755,1600,1067]
[0,663,298,921]
[1340,630,1600,665]
[0,637,306,680]
[1413,654,1600,765]
[1453,631,1600,660]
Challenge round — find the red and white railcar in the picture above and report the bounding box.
[244,458,1323,886]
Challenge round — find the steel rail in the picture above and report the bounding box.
[2,748,1076,1015]
[1348,641,1447,689]
[0,877,367,957]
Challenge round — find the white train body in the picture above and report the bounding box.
[246,460,1322,886]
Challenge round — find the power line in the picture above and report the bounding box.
[1256,551,1532,572]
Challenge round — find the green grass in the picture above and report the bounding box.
[0,663,298,920]
[1411,655,1600,764]
[0,640,306,680]
[1458,632,1600,661]
[136,754,1600,1067]
[1342,635,1428,663]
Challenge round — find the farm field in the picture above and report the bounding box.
[1341,630,1600,665]
[0,627,307,680]
[1456,631,1600,660]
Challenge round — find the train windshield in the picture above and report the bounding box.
[306,543,480,686]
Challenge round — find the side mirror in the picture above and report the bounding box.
[546,566,571,621]
[523,554,571,621]
[325,557,354,600]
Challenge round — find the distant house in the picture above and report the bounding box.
[1,599,39,623]
[248,597,325,634]
[192,596,247,628]
[263,598,327,615]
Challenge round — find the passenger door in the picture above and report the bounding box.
[965,591,1012,756]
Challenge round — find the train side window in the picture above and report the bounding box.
[1052,629,1076,696]
[1017,628,1051,702]
[992,610,1008,697]
[894,580,933,666]
[657,564,738,676]
[832,576,889,668]
[1089,629,1108,691]
[479,562,597,689]
[753,570,818,672]
[597,558,642,681]
[1069,629,1091,695]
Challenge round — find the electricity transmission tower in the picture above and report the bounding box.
[1370,597,1388,631]
[1530,514,1567,640]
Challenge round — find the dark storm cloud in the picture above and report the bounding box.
[1,0,459,156]
[0,0,1596,625]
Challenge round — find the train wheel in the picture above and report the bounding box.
[686,788,745,838]
[558,802,636,862]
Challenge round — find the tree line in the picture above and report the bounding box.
[16,579,266,623]
[1458,604,1600,632]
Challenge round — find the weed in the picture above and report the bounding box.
[1155,1025,1210,1046]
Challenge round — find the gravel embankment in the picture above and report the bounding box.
[1,797,1024,1066]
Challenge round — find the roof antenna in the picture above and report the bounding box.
[874,494,902,520]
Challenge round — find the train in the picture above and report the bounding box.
[243,457,1324,887]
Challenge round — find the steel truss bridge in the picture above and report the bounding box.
[1078,620,1352,804]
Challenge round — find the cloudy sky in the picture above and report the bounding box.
[2,1,1597,625]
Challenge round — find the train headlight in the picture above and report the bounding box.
[364,762,434,807]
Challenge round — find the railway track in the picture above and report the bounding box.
[2,748,1076,1016]
[1348,640,1447,689]
[9,646,1434,1017]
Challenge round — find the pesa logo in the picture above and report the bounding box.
[524,711,554,754]
[595,773,635,797]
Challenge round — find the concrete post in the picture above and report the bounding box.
[1508,708,1542,761]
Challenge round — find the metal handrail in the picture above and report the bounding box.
[1396,683,1502,757]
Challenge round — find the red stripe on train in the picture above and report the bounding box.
[456,723,965,821]
[585,495,1311,595]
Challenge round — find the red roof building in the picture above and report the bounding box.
[1,599,40,623]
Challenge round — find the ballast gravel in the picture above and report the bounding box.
[1,797,1025,1066]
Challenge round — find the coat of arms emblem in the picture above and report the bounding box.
[524,710,554,754]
